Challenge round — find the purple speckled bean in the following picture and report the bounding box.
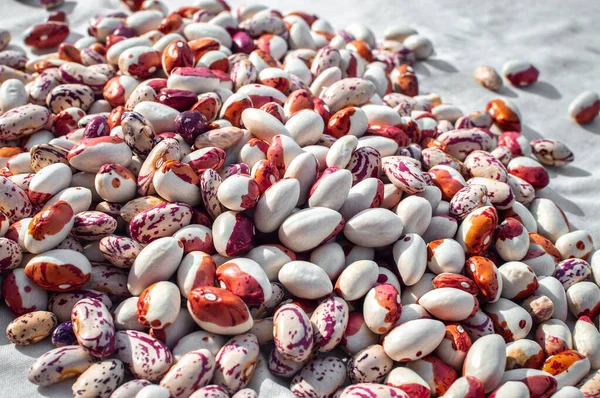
[59,62,110,92]
[72,297,117,358]
[230,59,258,92]
[6,172,34,193]
[0,50,28,70]
[87,63,116,79]
[0,103,51,141]
[554,258,591,289]
[159,349,216,397]
[382,156,427,194]
[6,310,57,346]
[347,344,393,384]
[507,174,535,205]
[52,321,77,347]
[0,235,22,271]
[28,68,61,105]
[125,84,157,110]
[136,138,181,196]
[346,146,381,186]
[30,143,70,172]
[82,115,110,138]
[238,13,286,37]
[311,46,341,76]
[320,78,376,113]
[81,48,107,66]
[530,139,574,166]
[456,112,493,129]
[436,128,497,161]
[267,347,305,377]
[449,184,489,220]
[71,359,124,397]
[99,235,143,268]
[464,150,508,182]
[174,110,210,144]
[200,169,225,219]
[121,111,157,157]
[273,303,314,362]
[72,211,117,240]
[421,147,461,171]
[219,163,251,179]
[27,345,97,387]
[0,176,33,222]
[113,330,173,381]
[129,201,192,243]
[181,147,226,174]
[461,309,495,342]
[212,333,260,394]
[87,263,130,299]
[290,356,347,397]
[0,65,32,83]
[111,379,152,398]
[47,84,95,113]
[310,295,349,352]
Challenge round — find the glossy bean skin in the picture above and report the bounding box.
[71,359,125,398]
[24,22,70,49]
[0,5,597,398]
[72,298,117,357]
[112,330,173,381]
[28,346,97,387]
[160,349,216,397]
[212,333,260,394]
[273,303,314,362]
[6,311,57,346]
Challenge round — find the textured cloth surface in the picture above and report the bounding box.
[1,0,600,396]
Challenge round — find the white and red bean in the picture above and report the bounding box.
[0,2,598,398]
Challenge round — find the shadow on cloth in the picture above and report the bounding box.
[38,383,71,398]
[579,118,600,134]
[15,0,76,12]
[61,1,77,14]
[14,0,40,7]
[547,165,592,178]
[520,81,562,100]
[412,62,431,77]
[424,59,459,73]
[496,85,518,98]
[15,342,51,358]
[521,124,544,140]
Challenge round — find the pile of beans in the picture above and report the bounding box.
[0,0,599,397]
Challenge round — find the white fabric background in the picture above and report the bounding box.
[1,0,599,396]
